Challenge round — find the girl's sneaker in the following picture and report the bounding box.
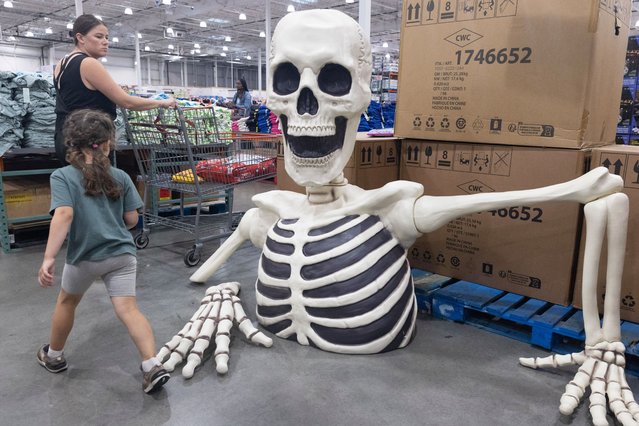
[142,364,170,394]
[36,344,68,373]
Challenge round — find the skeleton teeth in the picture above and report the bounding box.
[288,124,336,137]
[292,151,336,167]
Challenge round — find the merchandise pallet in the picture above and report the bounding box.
[411,272,639,376]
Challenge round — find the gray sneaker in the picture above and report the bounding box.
[142,364,170,394]
[37,344,68,373]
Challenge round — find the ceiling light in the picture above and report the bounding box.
[166,27,174,34]
[137,33,142,38]
[220,52,227,57]
[239,13,247,20]
[200,21,207,28]
[45,28,53,34]
[190,49,195,54]
[95,15,102,21]
[168,44,174,49]
[246,55,251,60]
[124,7,133,15]
[259,31,265,38]
[636,19,639,28]
[101,58,107,62]
[222,46,228,51]
[3,1,13,8]
[385,53,390,60]
[112,37,119,43]
[194,43,200,49]
[8,35,16,41]
[66,23,73,30]
[144,46,150,51]
[25,31,34,37]
[382,42,388,48]
[225,36,231,42]
[161,0,171,4]
[287,5,295,12]
[195,49,200,53]
[345,0,355,3]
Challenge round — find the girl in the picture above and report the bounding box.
[37,109,169,394]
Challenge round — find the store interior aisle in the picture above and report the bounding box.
[0,181,635,426]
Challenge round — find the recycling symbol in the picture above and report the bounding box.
[441,118,450,129]
[426,117,435,128]
[623,295,636,308]
[436,254,445,263]
[411,248,420,257]
[413,117,422,127]
[423,251,432,260]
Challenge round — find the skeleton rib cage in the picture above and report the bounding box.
[122,106,279,266]
[256,213,417,354]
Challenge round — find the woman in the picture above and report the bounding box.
[228,77,252,119]
[38,109,169,394]
[54,14,176,164]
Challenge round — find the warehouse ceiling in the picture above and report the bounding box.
[1,0,639,65]
[0,0,402,63]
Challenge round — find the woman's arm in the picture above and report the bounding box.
[80,58,175,110]
[38,206,73,287]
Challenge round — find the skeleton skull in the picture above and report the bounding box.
[268,9,372,187]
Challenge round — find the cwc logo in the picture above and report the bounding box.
[444,28,483,47]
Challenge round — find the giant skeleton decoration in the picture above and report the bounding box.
[158,9,638,425]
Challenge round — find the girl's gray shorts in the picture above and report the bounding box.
[62,254,137,297]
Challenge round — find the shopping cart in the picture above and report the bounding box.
[122,106,279,266]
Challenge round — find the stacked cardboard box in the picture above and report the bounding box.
[4,177,51,220]
[394,0,630,304]
[573,145,639,321]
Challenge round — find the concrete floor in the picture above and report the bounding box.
[1,180,637,426]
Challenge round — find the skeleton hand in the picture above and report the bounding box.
[519,342,639,426]
[157,282,272,378]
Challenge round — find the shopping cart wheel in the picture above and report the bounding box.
[184,248,201,267]
[134,233,149,249]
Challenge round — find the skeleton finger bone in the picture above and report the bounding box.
[164,300,214,372]
[182,292,222,378]
[559,357,597,415]
[157,294,213,363]
[233,296,273,347]
[214,289,235,374]
[620,369,639,421]
[518,351,585,369]
[588,361,609,426]
[607,365,639,426]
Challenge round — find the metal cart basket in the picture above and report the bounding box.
[122,106,278,266]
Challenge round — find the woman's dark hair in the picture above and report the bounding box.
[238,77,249,92]
[64,109,121,200]
[69,14,105,45]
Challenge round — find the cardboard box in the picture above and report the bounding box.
[395,0,630,148]
[4,177,51,220]
[402,139,588,305]
[573,145,639,321]
[276,132,401,193]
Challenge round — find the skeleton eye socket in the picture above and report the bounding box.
[318,63,351,96]
[273,62,300,95]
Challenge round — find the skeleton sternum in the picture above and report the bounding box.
[256,214,417,354]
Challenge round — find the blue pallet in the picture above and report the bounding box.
[412,269,457,314]
[430,280,639,376]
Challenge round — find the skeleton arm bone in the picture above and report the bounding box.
[189,207,278,283]
[414,166,623,234]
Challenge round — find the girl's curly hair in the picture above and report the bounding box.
[64,109,121,200]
